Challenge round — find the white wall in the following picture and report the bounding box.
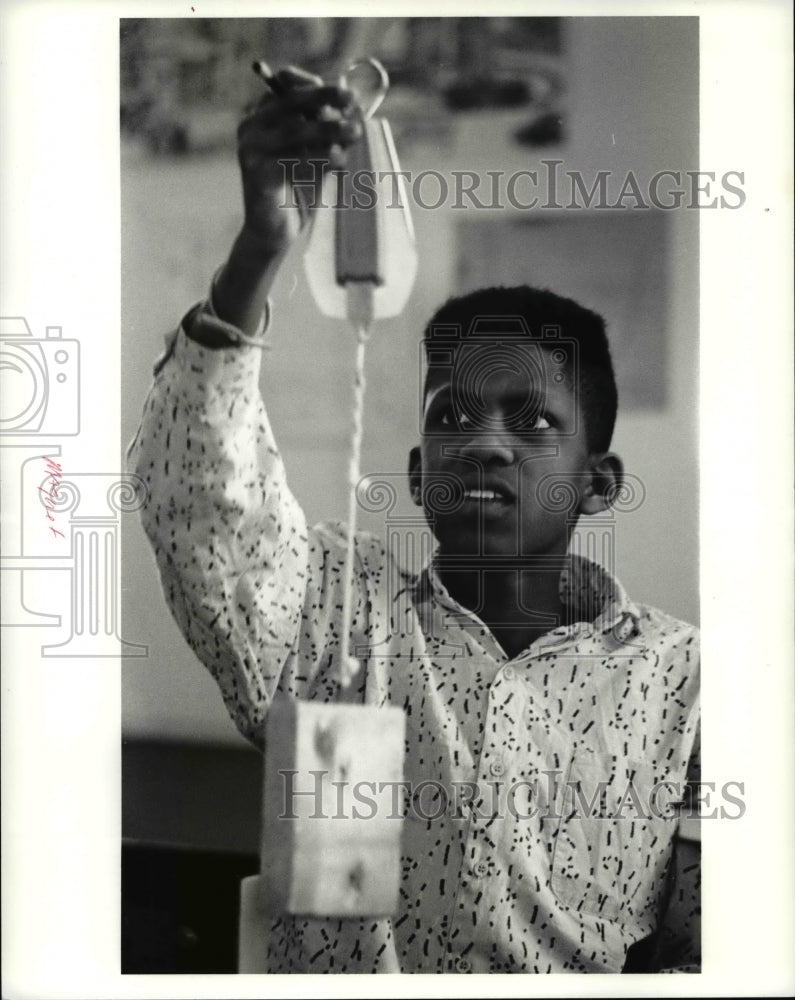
[122,17,699,746]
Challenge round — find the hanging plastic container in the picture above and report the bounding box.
[303,58,418,322]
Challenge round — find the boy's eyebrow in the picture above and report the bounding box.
[423,382,451,418]
[423,381,553,420]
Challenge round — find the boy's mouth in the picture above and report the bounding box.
[463,488,508,502]
[461,487,513,511]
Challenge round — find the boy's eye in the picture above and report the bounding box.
[439,408,552,432]
[440,406,473,429]
[523,413,552,431]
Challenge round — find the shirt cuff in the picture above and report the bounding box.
[152,275,272,375]
[205,266,272,344]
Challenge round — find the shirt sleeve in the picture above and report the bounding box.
[126,302,311,746]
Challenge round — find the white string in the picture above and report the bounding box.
[338,324,369,687]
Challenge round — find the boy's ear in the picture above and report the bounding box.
[407,447,423,506]
[579,452,625,515]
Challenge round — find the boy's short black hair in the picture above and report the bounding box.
[422,285,618,453]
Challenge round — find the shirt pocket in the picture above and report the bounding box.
[549,751,676,926]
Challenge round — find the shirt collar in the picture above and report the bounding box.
[419,552,641,640]
[558,554,641,636]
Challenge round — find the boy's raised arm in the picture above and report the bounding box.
[127,67,363,744]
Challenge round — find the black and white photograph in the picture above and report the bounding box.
[1,1,793,997]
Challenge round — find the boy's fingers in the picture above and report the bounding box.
[241,62,361,183]
[275,84,356,116]
[239,85,356,137]
[238,122,360,168]
[239,117,361,156]
[272,64,325,90]
[256,84,353,119]
[241,141,348,173]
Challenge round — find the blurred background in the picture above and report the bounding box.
[120,17,567,154]
[120,16,698,971]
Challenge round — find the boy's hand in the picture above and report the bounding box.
[237,65,362,248]
[205,65,361,337]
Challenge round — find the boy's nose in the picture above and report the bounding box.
[454,426,515,465]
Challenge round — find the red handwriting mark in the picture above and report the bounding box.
[42,456,65,540]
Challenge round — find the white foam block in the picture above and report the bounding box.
[262,698,405,918]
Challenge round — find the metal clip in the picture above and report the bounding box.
[339,57,390,121]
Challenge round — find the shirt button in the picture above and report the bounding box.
[455,956,471,973]
[489,758,505,777]
[503,665,515,680]
[473,860,489,878]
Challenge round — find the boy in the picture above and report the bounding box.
[129,67,700,974]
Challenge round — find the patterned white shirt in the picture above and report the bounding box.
[128,302,700,974]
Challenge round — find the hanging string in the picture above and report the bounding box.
[338,323,370,687]
[318,56,393,688]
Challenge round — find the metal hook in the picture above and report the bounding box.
[339,57,390,121]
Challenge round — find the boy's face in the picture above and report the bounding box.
[409,342,610,560]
